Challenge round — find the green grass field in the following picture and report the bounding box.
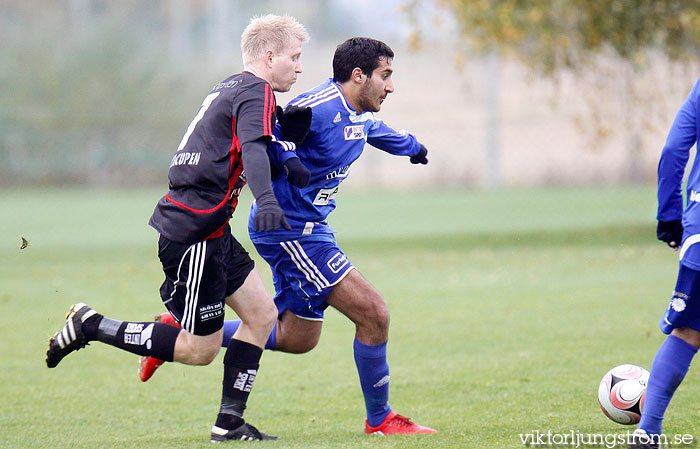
[2,185,697,448]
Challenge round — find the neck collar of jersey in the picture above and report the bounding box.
[330,79,374,123]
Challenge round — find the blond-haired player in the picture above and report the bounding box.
[46,15,309,442]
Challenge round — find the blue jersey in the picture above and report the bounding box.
[657,77,700,268]
[249,78,422,241]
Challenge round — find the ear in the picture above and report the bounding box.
[351,67,365,84]
[264,50,274,68]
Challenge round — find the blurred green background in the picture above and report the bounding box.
[4,186,693,449]
[3,1,700,448]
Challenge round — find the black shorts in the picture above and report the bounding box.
[157,233,255,336]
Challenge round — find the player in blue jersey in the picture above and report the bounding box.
[251,36,434,435]
[240,37,433,435]
[629,77,700,449]
[140,37,435,435]
[45,15,309,443]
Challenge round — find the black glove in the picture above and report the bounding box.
[410,143,428,165]
[276,105,312,143]
[283,157,310,188]
[657,219,683,248]
[254,196,291,232]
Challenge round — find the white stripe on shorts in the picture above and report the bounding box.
[182,241,206,333]
[291,240,330,286]
[280,241,326,292]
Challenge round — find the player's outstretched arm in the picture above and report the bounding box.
[242,138,291,232]
[366,119,428,165]
[409,143,428,165]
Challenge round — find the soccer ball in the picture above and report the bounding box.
[598,364,649,425]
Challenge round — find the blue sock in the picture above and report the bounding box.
[639,334,697,435]
[221,319,277,350]
[353,339,392,427]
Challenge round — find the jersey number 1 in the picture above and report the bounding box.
[176,92,220,152]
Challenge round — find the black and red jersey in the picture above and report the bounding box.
[149,72,276,244]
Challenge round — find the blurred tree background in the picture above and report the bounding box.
[1,0,699,188]
[406,0,700,183]
[419,0,699,72]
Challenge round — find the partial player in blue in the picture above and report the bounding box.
[140,37,435,436]
[629,77,700,449]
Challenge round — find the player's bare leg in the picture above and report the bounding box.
[671,327,700,348]
[139,268,276,379]
[171,328,221,365]
[139,307,321,382]
[224,267,278,347]
[273,310,322,353]
[327,269,436,435]
[327,269,389,344]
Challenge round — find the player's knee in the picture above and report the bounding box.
[247,301,278,334]
[376,307,390,336]
[263,302,279,332]
[367,294,390,330]
[189,344,220,365]
[181,339,220,365]
[288,333,319,354]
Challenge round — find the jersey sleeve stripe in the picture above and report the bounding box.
[293,85,337,107]
[303,92,341,109]
[263,83,274,136]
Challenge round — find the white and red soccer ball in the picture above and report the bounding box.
[598,364,649,425]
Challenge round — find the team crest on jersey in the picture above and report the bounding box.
[344,125,365,140]
[671,296,687,312]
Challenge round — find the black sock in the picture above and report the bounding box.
[217,339,263,429]
[90,316,181,361]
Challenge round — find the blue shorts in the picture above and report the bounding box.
[660,263,700,334]
[252,234,355,321]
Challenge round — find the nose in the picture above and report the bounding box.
[296,60,303,74]
[385,78,394,93]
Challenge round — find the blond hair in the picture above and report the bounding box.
[241,15,309,66]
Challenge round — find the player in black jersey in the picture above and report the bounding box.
[45,15,309,442]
